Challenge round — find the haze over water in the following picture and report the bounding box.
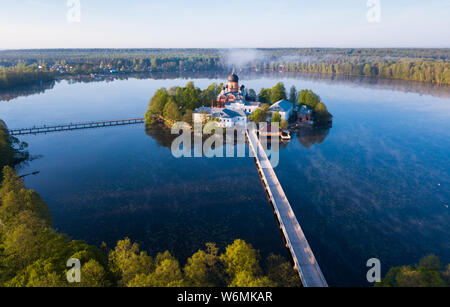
[0,73,449,286]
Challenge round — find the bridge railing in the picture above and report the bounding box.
[8,118,145,135]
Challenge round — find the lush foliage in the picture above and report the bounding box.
[248,108,267,123]
[288,86,297,104]
[253,85,332,126]
[298,89,320,109]
[271,112,282,124]
[377,255,449,287]
[145,82,222,125]
[298,89,333,125]
[270,83,287,103]
[313,102,332,124]
[0,166,110,287]
[0,123,29,179]
[258,88,272,104]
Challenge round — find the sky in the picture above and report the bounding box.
[0,0,449,49]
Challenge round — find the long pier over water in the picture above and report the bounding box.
[246,128,328,287]
[8,118,144,135]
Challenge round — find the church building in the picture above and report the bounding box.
[193,71,260,128]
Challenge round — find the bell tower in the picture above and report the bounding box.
[227,69,239,92]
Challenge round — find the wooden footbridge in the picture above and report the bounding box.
[246,128,328,287]
[8,118,144,136]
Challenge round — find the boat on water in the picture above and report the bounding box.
[280,129,291,140]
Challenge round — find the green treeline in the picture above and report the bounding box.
[145,82,223,126]
[252,83,332,126]
[0,166,301,287]
[0,122,29,177]
[273,60,449,85]
[1,49,448,85]
[0,63,55,90]
[0,49,221,75]
[377,255,449,287]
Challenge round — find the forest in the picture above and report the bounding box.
[0,49,448,88]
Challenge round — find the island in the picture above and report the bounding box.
[145,71,333,136]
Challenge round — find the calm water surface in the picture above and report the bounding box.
[0,73,449,286]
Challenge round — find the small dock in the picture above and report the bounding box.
[246,128,328,287]
[8,118,145,136]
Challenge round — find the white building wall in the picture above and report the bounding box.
[193,113,208,123]
[280,109,292,121]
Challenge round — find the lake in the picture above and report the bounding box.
[0,72,449,286]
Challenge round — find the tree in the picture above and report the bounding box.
[163,98,182,122]
[182,109,193,125]
[377,255,448,287]
[271,112,282,124]
[419,254,442,271]
[219,239,261,278]
[202,83,220,104]
[313,102,332,124]
[298,89,320,109]
[184,243,225,287]
[247,89,257,101]
[265,254,301,287]
[0,128,29,177]
[80,259,111,287]
[4,258,65,287]
[128,251,184,287]
[145,88,169,123]
[108,238,154,287]
[280,119,288,130]
[270,82,287,103]
[258,88,272,104]
[248,108,267,123]
[0,166,52,227]
[229,271,275,287]
[288,85,297,103]
[148,257,184,287]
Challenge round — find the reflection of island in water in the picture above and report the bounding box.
[294,125,331,148]
[145,123,332,153]
[145,124,178,148]
[242,71,450,99]
[145,123,247,151]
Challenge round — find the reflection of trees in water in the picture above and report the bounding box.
[145,124,248,154]
[65,71,450,98]
[2,70,448,102]
[0,81,56,102]
[145,122,332,152]
[240,71,450,99]
[144,124,178,148]
[65,71,227,84]
[295,125,331,148]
